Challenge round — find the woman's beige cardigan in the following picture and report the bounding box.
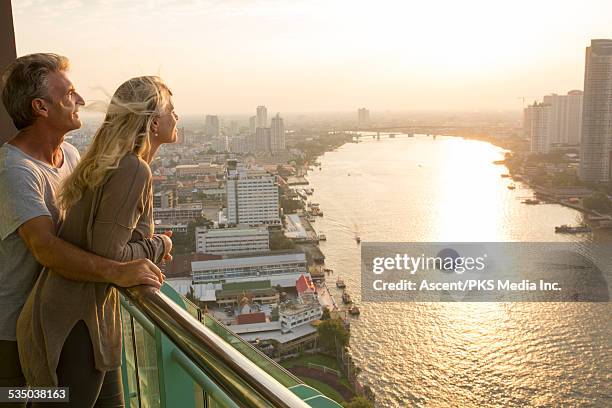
[17,153,167,386]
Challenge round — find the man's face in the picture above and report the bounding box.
[43,71,85,133]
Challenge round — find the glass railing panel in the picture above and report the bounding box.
[133,319,161,408]
[201,314,301,389]
[120,309,140,408]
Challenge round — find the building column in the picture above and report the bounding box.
[0,0,17,144]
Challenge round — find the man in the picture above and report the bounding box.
[0,53,171,395]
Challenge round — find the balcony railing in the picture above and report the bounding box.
[119,283,342,408]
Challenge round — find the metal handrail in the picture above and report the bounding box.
[120,285,310,408]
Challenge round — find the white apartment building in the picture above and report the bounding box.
[524,91,583,154]
[542,91,583,146]
[525,102,551,153]
[226,162,280,226]
[191,252,308,285]
[195,225,270,255]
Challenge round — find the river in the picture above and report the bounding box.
[305,134,612,407]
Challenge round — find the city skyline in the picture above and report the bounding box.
[11,0,612,114]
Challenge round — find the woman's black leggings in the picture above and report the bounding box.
[32,320,124,408]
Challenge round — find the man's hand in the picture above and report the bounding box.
[18,215,165,288]
[112,259,165,289]
[161,230,173,262]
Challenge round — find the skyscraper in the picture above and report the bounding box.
[256,106,268,128]
[270,113,285,152]
[205,115,220,138]
[579,39,612,183]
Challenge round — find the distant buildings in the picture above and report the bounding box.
[226,161,280,226]
[580,39,612,183]
[195,225,270,255]
[358,107,370,128]
[175,163,221,178]
[523,90,583,153]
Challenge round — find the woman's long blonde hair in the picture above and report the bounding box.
[57,76,172,210]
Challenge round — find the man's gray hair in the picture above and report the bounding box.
[1,53,70,130]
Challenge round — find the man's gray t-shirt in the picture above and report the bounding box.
[0,142,79,341]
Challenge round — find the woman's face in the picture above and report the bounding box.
[155,100,178,144]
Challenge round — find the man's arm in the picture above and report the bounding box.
[18,216,167,288]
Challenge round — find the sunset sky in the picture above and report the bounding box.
[11,0,612,114]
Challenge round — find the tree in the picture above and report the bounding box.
[173,217,210,254]
[342,397,373,408]
[280,196,304,214]
[321,306,331,320]
[317,318,349,351]
[583,192,612,213]
[269,230,295,250]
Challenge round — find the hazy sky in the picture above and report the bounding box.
[11,0,612,115]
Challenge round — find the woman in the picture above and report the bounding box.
[17,76,177,407]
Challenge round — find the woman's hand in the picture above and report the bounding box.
[161,230,173,262]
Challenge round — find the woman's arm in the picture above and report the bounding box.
[89,154,170,264]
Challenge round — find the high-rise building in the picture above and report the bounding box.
[226,161,280,226]
[205,115,220,138]
[212,135,228,152]
[580,39,612,183]
[228,120,239,137]
[229,135,248,154]
[566,90,584,146]
[542,91,583,146]
[524,102,551,153]
[357,108,370,127]
[254,127,271,152]
[249,116,256,135]
[270,113,285,152]
[524,90,584,154]
[256,106,268,128]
